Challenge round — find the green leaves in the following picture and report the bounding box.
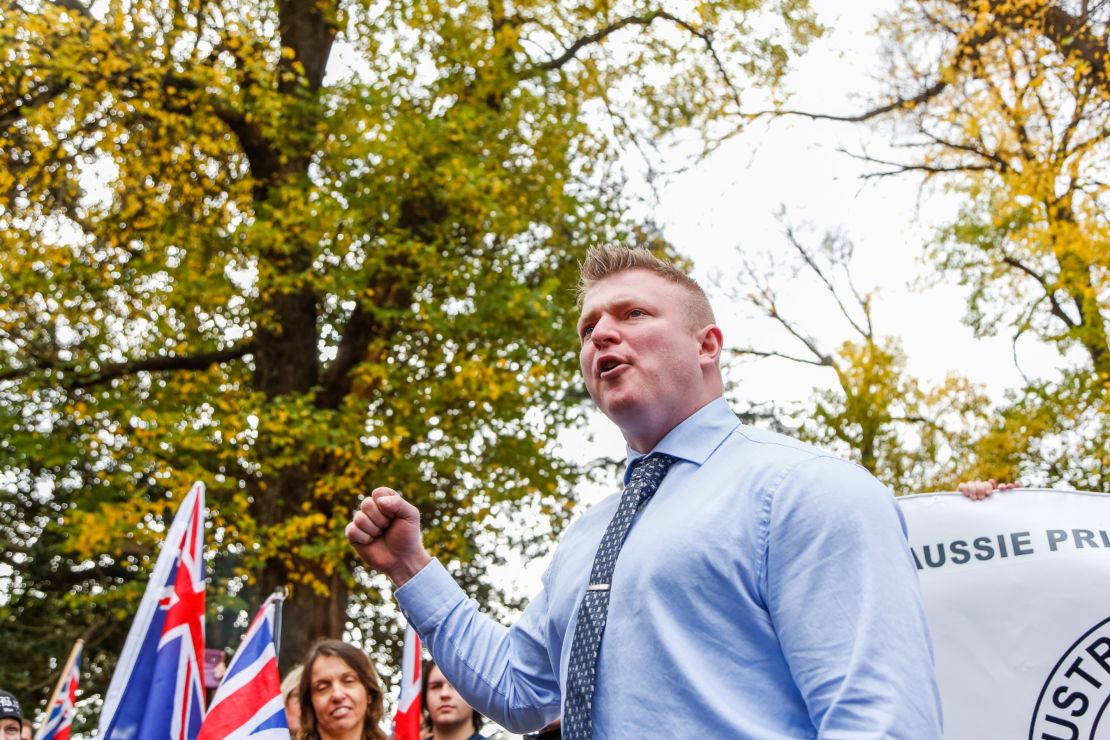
[842,0,1110,491]
[0,0,818,711]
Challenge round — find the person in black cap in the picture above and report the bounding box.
[0,690,23,740]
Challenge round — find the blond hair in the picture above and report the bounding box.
[281,665,303,701]
[577,245,715,328]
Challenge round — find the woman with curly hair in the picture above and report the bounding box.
[297,639,387,740]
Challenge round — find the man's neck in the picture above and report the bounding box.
[624,394,722,453]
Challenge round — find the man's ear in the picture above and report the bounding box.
[697,324,724,365]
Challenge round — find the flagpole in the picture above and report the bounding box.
[34,638,83,740]
[270,587,287,661]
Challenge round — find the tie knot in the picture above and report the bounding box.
[629,453,680,490]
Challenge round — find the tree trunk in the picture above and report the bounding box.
[260,556,350,671]
[250,263,333,668]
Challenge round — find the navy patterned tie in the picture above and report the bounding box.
[562,453,680,739]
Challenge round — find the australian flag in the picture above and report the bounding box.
[197,595,290,740]
[35,640,83,740]
[98,482,206,740]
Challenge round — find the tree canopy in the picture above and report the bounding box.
[751,0,1110,491]
[869,0,1110,488]
[728,216,991,493]
[0,0,820,719]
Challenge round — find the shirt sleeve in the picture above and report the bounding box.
[761,457,944,739]
[394,558,562,733]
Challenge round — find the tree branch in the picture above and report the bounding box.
[0,78,71,131]
[836,147,993,178]
[0,342,257,388]
[48,0,91,19]
[782,224,869,339]
[766,303,834,366]
[761,78,950,123]
[528,7,739,107]
[916,126,1010,173]
[891,413,946,433]
[533,11,672,72]
[924,2,1110,99]
[748,11,1009,125]
[665,13,745,112]
[999,255,1077,329]
[70,342,256,388]
[729,347,830,367]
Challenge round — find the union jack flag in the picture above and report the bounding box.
[34,639,83,740]
[98,482,206,740]
[197,595,290,740]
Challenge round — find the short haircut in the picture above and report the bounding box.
[577,245,715,328]
[298,640,386,740]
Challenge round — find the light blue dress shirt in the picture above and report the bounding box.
[395,397,943,738]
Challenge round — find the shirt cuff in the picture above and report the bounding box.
[394,558,468,633]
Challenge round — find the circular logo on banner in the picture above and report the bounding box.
[1031,615,1110,740]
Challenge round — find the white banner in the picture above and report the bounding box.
[898,489,1110,740]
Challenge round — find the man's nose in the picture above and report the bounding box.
[590,315,619,345]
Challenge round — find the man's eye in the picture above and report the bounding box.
[581,324,594,337]
[628,309,644,318]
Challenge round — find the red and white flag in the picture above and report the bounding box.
[393,625,422,740]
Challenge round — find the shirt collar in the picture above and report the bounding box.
[622,397,739,484]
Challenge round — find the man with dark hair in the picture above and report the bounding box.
[347,246,942,737]
[422,662,486,740]
[0,691,23,740]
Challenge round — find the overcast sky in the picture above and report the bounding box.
[656,0,1063,403]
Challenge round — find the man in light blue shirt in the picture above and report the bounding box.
[347,246,943,738]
